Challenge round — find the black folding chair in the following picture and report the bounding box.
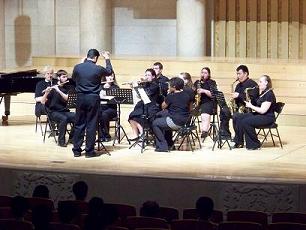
[257,102,285,148]
[173,108,202,151]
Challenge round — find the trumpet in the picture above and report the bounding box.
[42,80,69,93]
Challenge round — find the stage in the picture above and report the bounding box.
[1,114,306,213]
[0,113,306,183]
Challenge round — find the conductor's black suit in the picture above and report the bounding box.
[72,59,113,156]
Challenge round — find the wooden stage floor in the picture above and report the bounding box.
[1,115,306,185]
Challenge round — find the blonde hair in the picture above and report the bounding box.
[42,65,54,74]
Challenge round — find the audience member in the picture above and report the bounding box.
[84,197,105,230]
[32,205,52,230]
[32,184,50,198]
[196,196,214,221]
[11,196,29,221]
[72,181,88,201]
[140,200,160,218]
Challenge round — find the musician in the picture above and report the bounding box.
[99,72,119,142]
[153,62,169,105]
[152,77,193,152]
[128,68,160,140]
[219,65,258,138]
[41,70,75,147]
[179,72,195,100]
[72,49,113,158]
[194,67,217,139]
[34,65,55,117]
[233,75,276,150]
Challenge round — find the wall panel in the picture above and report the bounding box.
[213,0,306,59]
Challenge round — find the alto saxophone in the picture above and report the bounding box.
[244,86,258,113]
[195,80,202,108]
[228,79,238,114]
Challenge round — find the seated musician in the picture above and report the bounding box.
[99,72,119,142]
[219,65,258,138]
[41,70,75,147]
[128,68,161,141]
[233,75,276,150]
[152,77,193,152]
[152,62,169,105]
[179,72,195,100]
[194,67,217,139]
[34,65,55,117]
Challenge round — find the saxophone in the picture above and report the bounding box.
[228,79,238,114]
[195,80,202,108]
[244,86,258,113]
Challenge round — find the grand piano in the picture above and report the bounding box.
[0,69,42,125]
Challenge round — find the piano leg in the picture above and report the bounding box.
[1,95,10,126]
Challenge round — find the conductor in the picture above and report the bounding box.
[72,49,113,157]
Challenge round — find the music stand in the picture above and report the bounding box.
[128,86,152,153]
[212,91,232,151]
[106,88,133,145]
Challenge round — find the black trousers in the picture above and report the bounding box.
[233,112,275,149]
[35,103,47,117]
[219,106,232,137]
[73,93,100,154]
[50,111,75,145]
[99,107,117,138]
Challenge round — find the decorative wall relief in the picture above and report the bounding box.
[15,171,79,206]
[222,183,299,212]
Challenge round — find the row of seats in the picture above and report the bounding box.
[1,218,306,230]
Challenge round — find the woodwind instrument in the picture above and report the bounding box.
[244,86,259,112]
[195,80,203,107]
[228,78,239,114]
[42,80,69,93]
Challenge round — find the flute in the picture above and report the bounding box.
[42,80,69,93]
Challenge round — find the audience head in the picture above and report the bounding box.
[72,181,88,201]
[32,205,52,230]
[153,62,163,77]
[42,65,54,81]
[169,77,184,92]
[196,196,214,221]
[140,200,160,218]
[87,49,100,63]
[179,72,193,88]
[32,184,50,199]
[201,67,211,80]
[88,197,104,216]
[144,68,157,82]
[259,74,272,91]
[236,65,249,82]
[11,196,29,220]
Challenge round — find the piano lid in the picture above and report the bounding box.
[0,69,39,79]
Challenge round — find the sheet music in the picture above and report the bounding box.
[138,88,151,104]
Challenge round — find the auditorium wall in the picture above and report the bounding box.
[2,0,306,69]
[213,0,306,59]
[2,0,178,68]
